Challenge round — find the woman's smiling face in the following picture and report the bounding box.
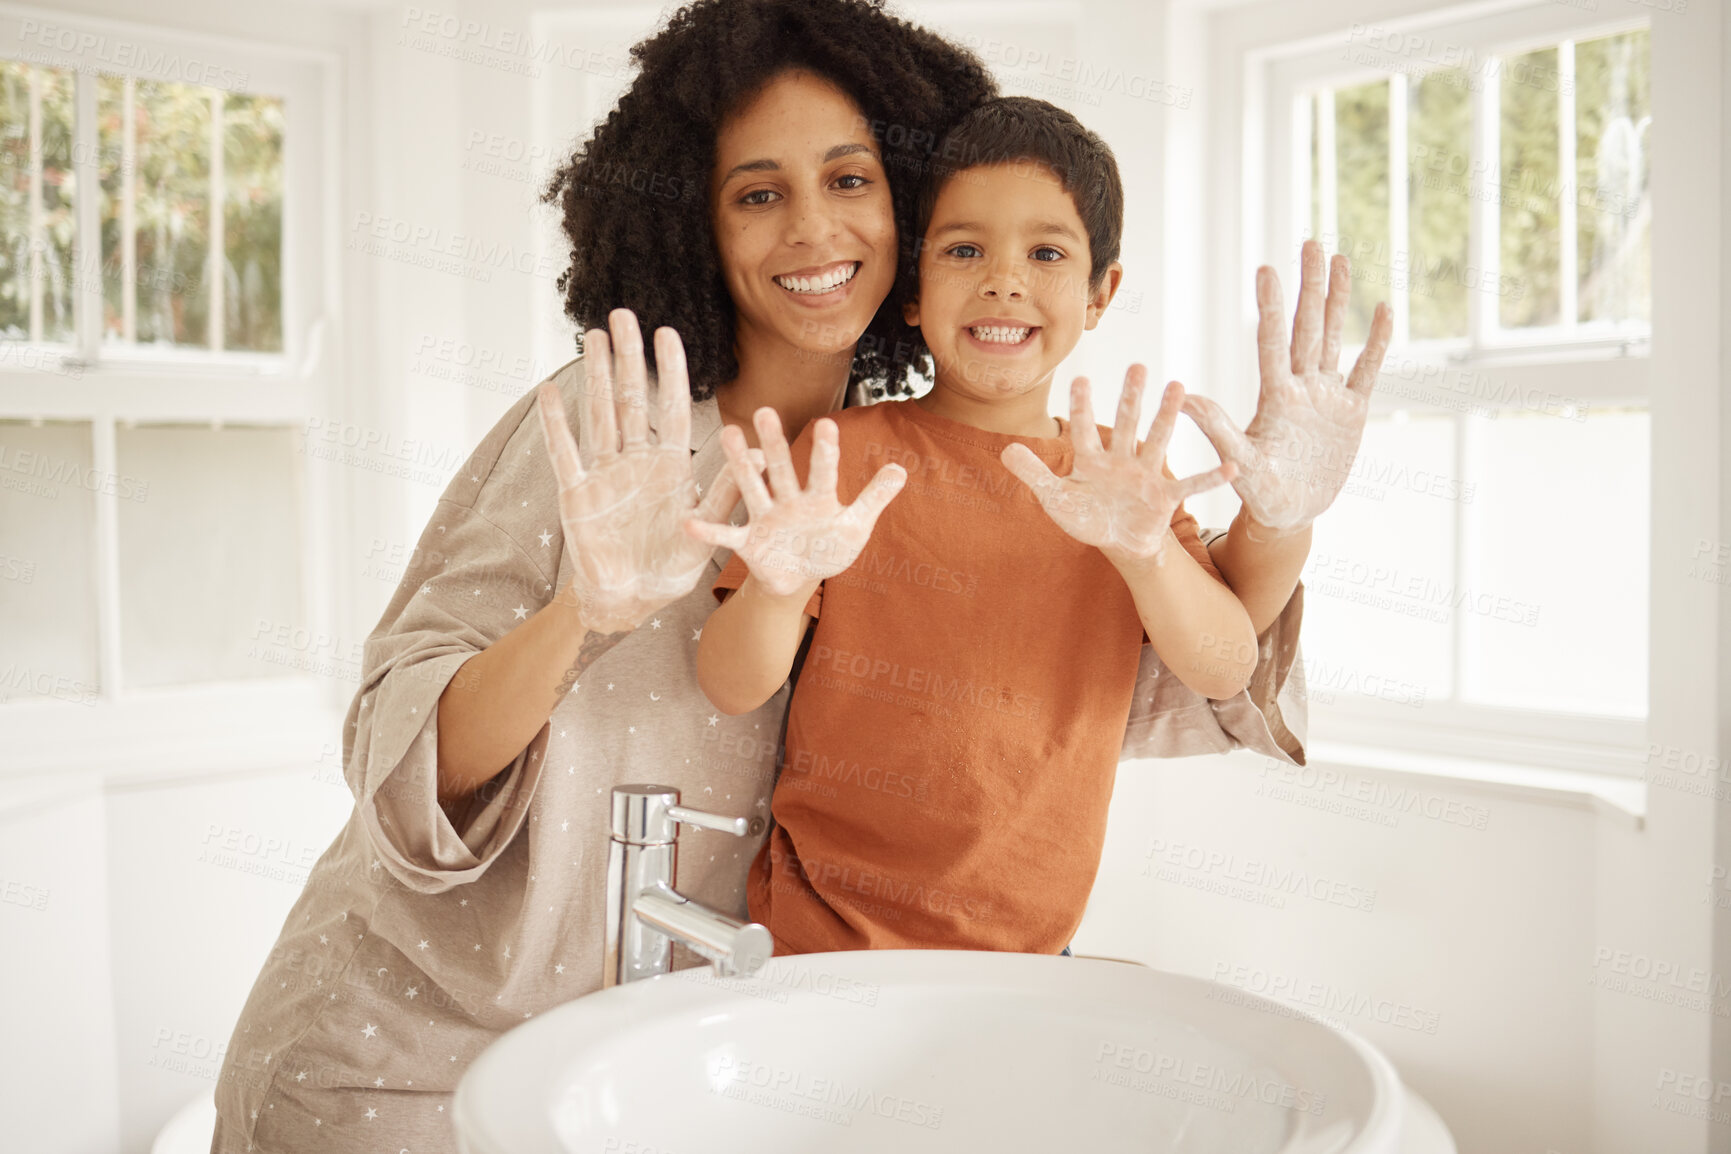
[710,69,899,364]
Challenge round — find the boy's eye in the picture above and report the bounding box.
[1031,246,1065,262]
[944,243,981,259]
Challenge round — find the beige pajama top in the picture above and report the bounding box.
[209,355,1307,1153]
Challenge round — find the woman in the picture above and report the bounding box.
[210,0,1370,1148]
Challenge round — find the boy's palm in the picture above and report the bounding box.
[684,408,907,598]
[1002,371,1235,569]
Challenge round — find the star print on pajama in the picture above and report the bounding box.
[208,357,1308,1154]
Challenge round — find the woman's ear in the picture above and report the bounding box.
[1084,262,1125,330]
[902,297,922,328]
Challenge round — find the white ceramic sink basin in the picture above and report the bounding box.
[454,950,1404,1154]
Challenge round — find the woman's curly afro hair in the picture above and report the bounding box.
[541,0,996,401]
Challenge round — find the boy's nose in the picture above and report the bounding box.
[978,265,1027,300]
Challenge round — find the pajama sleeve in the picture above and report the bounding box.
[341,361,590,894]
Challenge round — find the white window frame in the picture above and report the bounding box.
[1240,1,1651,779]
[0,3,344,777]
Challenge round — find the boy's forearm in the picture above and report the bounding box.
[695,573,817,714]
[1206,506,1312,634]
[1116,533,1258,699]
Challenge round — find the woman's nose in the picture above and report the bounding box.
[784,191,843,246]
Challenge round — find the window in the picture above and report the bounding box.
[1262,8,1651,773]
[0,10,336,771]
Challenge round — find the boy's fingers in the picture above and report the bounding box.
[754,408,802,499]
[1180,395,1257,470]
[1255,267,1289,391]
[1142,380,1183,460]
[849,463,907,525]
[1174,462,1238,502]
[654,327,692,452]
[721,425,774,517]
[693,461,742,523]
[1111,367,1146,456]
[1069,377,1105,457]
[807,418,840,499]
[1001,442,1063,501]
[682,516,747,551]
[1319,254,1350,374]
[583,326,619,456]
[1291,240,1326,375]
[1346,302,1393,399]
[536,380,585,488]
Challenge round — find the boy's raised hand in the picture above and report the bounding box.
[683,407,907,598]
[1180,239,1393,536]
[1002,369,1236,570]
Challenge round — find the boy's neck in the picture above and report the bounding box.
[914,378,1061,438]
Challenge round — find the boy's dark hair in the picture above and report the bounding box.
[542,0,997,401]
[911,96,1124,289]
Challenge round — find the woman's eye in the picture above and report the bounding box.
[1032,246,1065,262]
[835,173,869,190]
[739,188,778,206]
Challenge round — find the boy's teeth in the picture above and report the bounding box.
[970,326,1032,344]
[775,263,858,294]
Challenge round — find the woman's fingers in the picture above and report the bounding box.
[1111,367,1146,456]
[1290,239,1327,376]
[584,326,619,456]
[754,407,803,499]
[1173,461,1238,503]
[1346,301,1394,400]
[1319,254,1351,374]
[654,326,692,453]
[612,309,652,448]
[536,380,585,488]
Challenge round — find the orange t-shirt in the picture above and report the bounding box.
[712,398,1225,956]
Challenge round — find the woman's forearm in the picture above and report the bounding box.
[696,573,815,714]
[1207,506,1312,635]
[435,583,626,807]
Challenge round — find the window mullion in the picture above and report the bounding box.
[208,88,224,354]
[73,70,101,364]
[91,414,124,700]
[1388,73,1410,347]
[1317,90,1338,246]
[122,77,136,344]
[1469,56,1499,353]
[1558,41,1578,328]
[27,66,42,343]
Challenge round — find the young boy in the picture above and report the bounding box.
[685,97,1257,957]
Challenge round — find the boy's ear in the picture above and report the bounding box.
[1083,262,1125,330]
[902,297,921,328]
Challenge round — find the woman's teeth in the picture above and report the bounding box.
[775,263,858,295]
[970,326,1032,344]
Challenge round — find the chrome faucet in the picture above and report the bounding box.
[603,784,775,988]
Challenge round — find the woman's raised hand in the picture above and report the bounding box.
[1180,239,1393,536]
[1001,370,1236,570]
[683,407,906,598]
[537,309,748,634]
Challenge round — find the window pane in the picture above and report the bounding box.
[98,78,212,348]
[1308,95,1320,241]
[1499,48,1561,329]
[1406,69,1471,340]
[1461,408,1648,716]
[0,61,78,345]
[0,420,100,703]
[116,424,304,688]
[221,92,283,352]
[1333,80,1390,346]
[1302,415,1458,708]
[1575,30,1651,326]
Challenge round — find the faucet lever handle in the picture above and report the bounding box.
[666,805,749,837]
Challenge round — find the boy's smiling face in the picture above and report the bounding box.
[905,161,1121,407]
